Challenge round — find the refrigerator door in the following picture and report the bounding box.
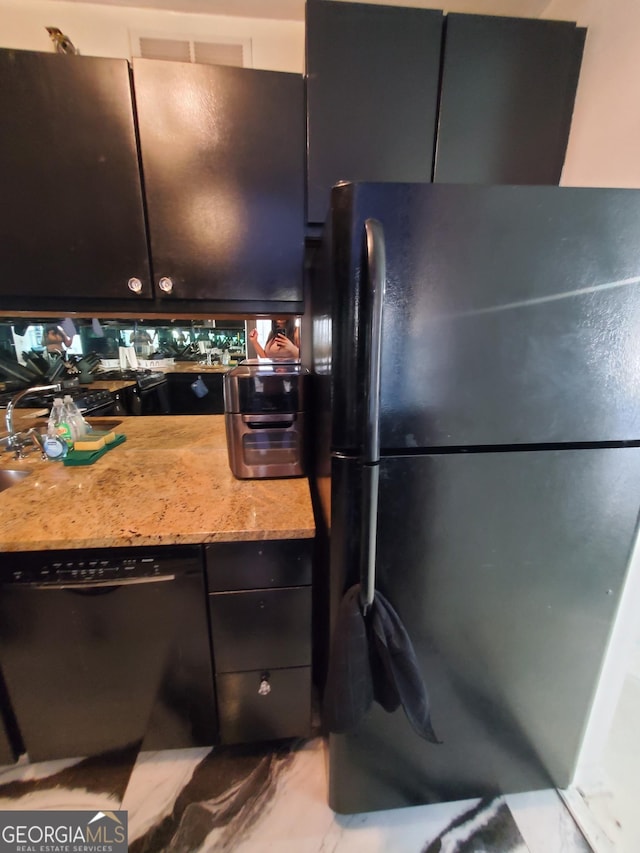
[330,183,640,452]
[328,447,640,813]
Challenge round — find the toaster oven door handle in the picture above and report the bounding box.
[241,413,296,427]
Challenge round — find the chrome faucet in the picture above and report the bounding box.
[4,384,61,459]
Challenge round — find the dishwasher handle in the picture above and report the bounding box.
[29,574,176,591]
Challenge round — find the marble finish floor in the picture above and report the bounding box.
[564,644,640,853]
[0,736,597,853]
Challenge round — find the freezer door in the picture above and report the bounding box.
[331,183,640,450]
[328,447,640,813]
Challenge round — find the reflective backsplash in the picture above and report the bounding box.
[0,317,246,363]
[0,315,302,388]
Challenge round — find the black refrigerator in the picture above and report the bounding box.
[310,182,640,814]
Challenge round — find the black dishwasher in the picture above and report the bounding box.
[0,545,217,762]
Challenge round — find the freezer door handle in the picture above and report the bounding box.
[363,218,386,465]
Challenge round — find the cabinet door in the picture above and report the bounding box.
[306,0,443,224]
[205,539,313,592]
[434,14,585,184]
[0,50,151,305]
[133,59,305,303]
[216,667,311,744]
[209,587,312,673]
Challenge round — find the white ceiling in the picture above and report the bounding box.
[39,0,553,23]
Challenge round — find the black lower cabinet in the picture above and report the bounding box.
[206,540,313,745]
[167,373,225,415]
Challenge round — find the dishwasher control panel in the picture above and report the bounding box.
[9,557,165,585]
[0,546,202,585]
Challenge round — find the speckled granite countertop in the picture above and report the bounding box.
[161,362,233,374]
[89,362,235,381]
[88,379,137,392]
[0,415,315,552]
[94,362,233,377]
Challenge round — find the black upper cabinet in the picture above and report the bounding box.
[306,0,443,224]
[0,50,151,306]
[133,59,305,303]
[306,4,585,216]
[434,14,586,184]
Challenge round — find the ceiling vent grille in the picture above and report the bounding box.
[132,33,251,68]
[139,37,191,63]
[193,41,244,67]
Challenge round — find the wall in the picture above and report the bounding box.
[0,0,304,72]
[544,0,640,189]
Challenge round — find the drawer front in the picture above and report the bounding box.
[205,540,312,591]
[216,667,311,745]
[210,587,311,672]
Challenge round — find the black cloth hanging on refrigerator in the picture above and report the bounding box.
[323,583,440,744]
[323,584,373,734]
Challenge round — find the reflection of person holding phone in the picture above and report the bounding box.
[45,323,72,356]
[249,318,299,359]
[129,327,154,356]
[129,328,152,347]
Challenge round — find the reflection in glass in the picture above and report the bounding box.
[247,317,301,361]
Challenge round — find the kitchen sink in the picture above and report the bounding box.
[0,469,31,493]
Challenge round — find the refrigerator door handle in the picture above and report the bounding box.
[360,463,380,613]
[360,218,386,613]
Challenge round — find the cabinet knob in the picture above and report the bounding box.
[127,277,143,294]
[158,276,174,293]
[258,672,271,696]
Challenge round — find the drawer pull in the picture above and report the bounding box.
[258,672,271,696]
